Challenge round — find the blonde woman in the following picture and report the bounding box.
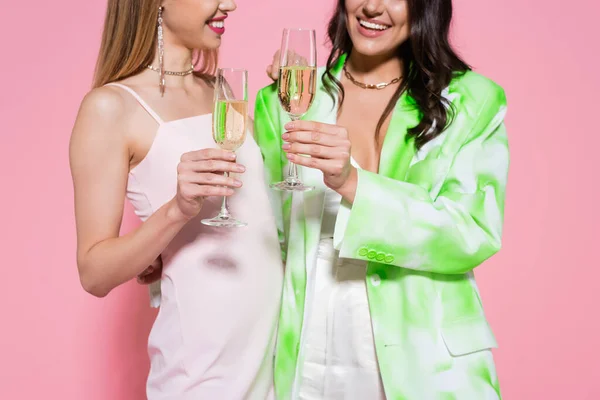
[69,1,282,398]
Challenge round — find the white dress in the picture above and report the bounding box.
[107,83,283,400]
[296,184,387,399]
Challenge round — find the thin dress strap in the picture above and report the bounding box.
[105,83,164,124]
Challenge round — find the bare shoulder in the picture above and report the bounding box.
[70,86,132,161]
[76,86,129,127]
[71,85,140,145]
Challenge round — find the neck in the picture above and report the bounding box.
[150,44,194,72]
[150,22,195,71]
[346,50,403,84]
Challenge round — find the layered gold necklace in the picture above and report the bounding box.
[343,63,402,90]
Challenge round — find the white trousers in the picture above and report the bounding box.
[297,240,386,400]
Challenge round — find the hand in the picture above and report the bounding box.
[266,50,281,81]
[173,149,245,221]
[137,255,163,285]
[265,50,308,81]
[282,120,357,200]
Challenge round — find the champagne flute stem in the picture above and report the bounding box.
[287,162,299,183]
[285,115,300,184]
[219,171,232,218]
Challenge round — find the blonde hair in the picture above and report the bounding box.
[93,0,217,88]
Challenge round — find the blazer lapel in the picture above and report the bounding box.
[334,64,421,249]
[378,92,420,180]
[280,57,346,273]
[299,57,346,252]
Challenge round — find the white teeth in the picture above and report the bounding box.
[359,19,389,31]
[209,21,224,29]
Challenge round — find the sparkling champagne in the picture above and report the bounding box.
[213,100,248,151]
[278,66,317,119]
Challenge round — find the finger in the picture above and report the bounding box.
[285,50,308,67]
[149,255,162,269]
[180,173,243,188]
[285,120,348,136]
[189,185,236,198]
[286,153,345,175]
[282,130,349,148]
[283,142,348,160]
[186,160,246,174]
[139,255,162,278]
[272,50,281,79]
[181,148,237,162]
[267,64,279,81]
[137,268,162,285]
[292,54,309,67]
[266,59,278,81]
[138,266,154,277]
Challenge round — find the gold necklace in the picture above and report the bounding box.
[343,63,401,90]
[147,64,195,76]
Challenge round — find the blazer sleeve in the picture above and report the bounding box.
[338,82,509,275]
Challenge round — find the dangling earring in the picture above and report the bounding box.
[157,6,165,96]
[147,6,194,93]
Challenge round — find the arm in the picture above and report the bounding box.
[338,87,509,275]
[69,88,189,297]
[70,88,242,297]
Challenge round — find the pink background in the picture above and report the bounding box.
[1,1,599,399]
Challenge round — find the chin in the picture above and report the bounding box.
[350,40,396,58]
[194,37,221,51]
[348,34,394,58]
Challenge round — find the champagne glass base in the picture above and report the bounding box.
[201,215,247,228]
[270,179,315,192]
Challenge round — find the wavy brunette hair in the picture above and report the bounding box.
[323,0,469,149]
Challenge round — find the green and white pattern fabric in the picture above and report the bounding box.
[254,54,508,400]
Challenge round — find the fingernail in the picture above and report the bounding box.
[236,165,246,172]
[229,153,236,159]
[286,153,294,160]
[282,133,290,140]
[234,180,242,187]
[282,143,291,150]
[285,122,294,129]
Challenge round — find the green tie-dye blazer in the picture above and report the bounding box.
[254,54,508,400]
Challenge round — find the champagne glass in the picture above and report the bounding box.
[270,28,317,192]
[201,68,248,228]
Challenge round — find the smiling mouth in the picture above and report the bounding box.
[358,18,391,31]
[208,20,224,29]
[206,16,226,35]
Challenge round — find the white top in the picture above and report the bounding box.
[296,159,386,399]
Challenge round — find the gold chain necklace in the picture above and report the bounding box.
[147,64,195,76]
[343,63,401,90]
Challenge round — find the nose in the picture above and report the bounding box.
[219,0,237,12]
[363,0,384,17]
